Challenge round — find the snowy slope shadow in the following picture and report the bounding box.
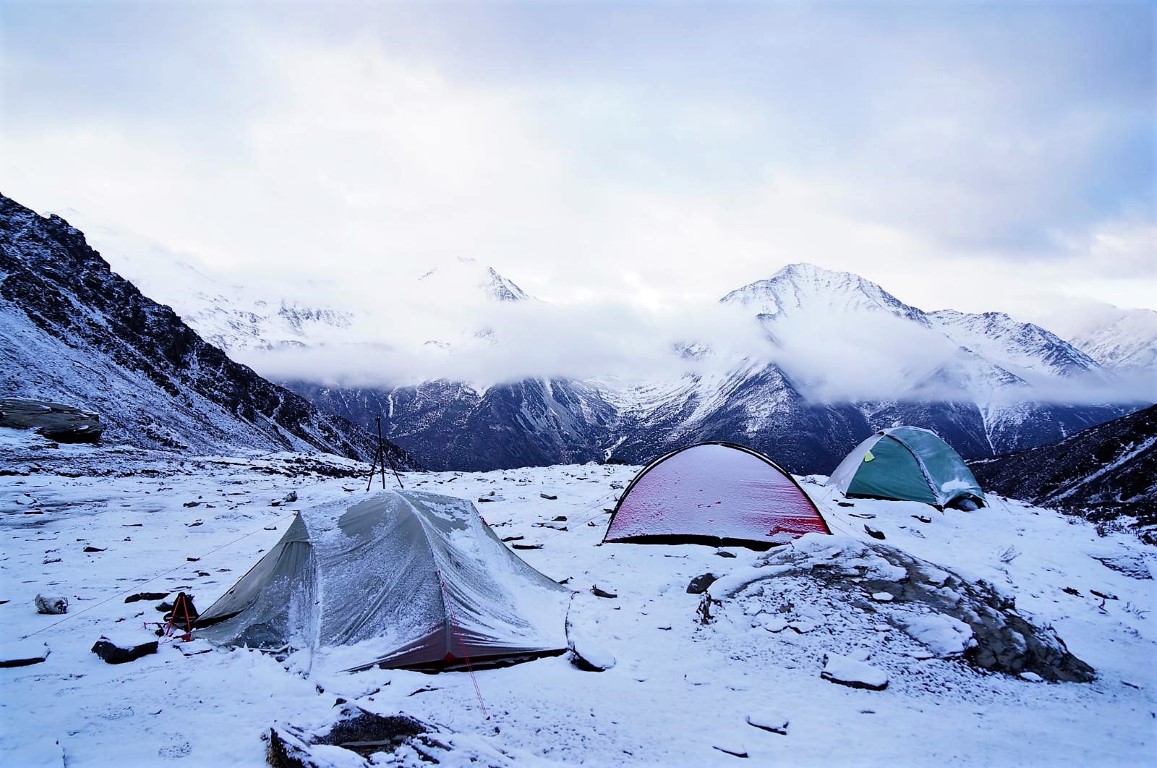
[704,534,1095,683]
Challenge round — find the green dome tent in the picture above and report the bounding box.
[829,427,986,510]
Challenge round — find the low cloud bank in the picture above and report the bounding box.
[239,296,1153,406]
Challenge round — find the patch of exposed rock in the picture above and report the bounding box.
[1,398,103,443]
[708,534,1095,683]
[268,705,514,767]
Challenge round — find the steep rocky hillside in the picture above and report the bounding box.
[0,194,411,466]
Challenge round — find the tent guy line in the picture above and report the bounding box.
[20,509,300,641]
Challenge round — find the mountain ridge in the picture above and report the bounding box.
[7,197,1148,473]
[0,194,413,466]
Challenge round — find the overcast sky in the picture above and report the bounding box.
[2,1,1154,325]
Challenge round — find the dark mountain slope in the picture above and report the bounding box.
[289,377,617,471]
[970,404,1157,543]
[0,193,411,466]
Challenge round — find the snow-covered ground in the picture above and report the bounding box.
[1,428,1154,767]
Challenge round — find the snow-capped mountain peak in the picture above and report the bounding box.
[719,263,925,323]
[1038,304,1157,373]
[927,309,1104,380]
[417,256,531,303]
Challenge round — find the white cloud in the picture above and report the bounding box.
[1,1,1152,391]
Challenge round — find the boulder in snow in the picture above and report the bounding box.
[268,705,511,767]
[91,637,158,665]
[35,594,68,615]
[712,742,749,758]
[821,653,889,690]
[0,398,103,443]
[714,534,1096,682]
[687,573,718,594]
[0,640,50,668]
[746,710,789,735]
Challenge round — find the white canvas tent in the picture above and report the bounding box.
[194,490,570,673]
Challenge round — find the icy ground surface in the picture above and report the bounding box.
[1,429,1155,767]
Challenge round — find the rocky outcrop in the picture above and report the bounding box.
[268,706,514,768]
[0,398,103,443]
[709,534,1095,682]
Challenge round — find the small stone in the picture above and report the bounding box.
[870,592,894,602]
[821,653,888,690]
[686,573,718,594]
[746,711,789,735]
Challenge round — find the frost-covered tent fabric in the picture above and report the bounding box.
[602,442,830,550]
[194,490,570,673]
[829,427,986,510]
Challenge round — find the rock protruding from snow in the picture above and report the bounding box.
[0,640,50,668]
[687,573,718,594]
[746,711,789,735]
[821,653,889,690]
[269,705,518,767]
[0,398,103,443]
[568,639,617,672]
[900,613,974,657]
[35,594,68,615]
[715,533,1096,682]
[91,637,159,665]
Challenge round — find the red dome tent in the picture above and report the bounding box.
[602,442,830,550]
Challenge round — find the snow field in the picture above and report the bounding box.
[1,434,1154,766]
